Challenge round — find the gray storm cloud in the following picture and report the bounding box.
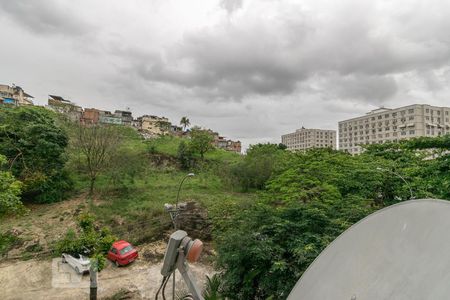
[125,0,450,104]
[2,0,450,149]
[0,0,92,36]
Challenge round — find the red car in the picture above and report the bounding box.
[107,240,138,267]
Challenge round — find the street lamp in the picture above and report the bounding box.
[376,167,414,200]
[162,172,194,300]
[176,173,195,216]
[164,173,195,229]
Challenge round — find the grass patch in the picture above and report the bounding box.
[0,232,22,256]
[146,135,182,156]
[90,168,256,244]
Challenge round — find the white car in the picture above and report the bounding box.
[61,253,91,274]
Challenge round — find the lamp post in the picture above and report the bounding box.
[165,173,194,300]
[376,167,414,200]
[175,173,195,224]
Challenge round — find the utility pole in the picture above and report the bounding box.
[90,260,98,300]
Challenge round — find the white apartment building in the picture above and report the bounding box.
[339,104,450,154]
[281,127,337,151]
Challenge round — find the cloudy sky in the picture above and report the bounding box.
[1,0,450,150]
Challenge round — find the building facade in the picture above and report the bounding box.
[281,127,337,151]
[99,111,122,125]
[339,104,450,154]
[0,84,33,106]
[136,115,171,135]
[47,95,83,122]
[82,108,101,124]
[114,110,133,126]
[214,135,242,153]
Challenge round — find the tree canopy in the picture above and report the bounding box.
[190,128,214,159]
[216,139,450,298]
[0,106,72,203]
[180,116,190,131]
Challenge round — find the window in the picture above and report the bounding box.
[408,109,414,113]
[385,114,390,118]
[409,116,414,120]
[378,115,382,119]
[409,130,415,134]
[426,109,429,113]
[120,245,134,255]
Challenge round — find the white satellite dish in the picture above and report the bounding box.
[288,199,450,300]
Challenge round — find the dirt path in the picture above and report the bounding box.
[1,195,89,257]
[0,257,213,299]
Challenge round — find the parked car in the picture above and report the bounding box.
[61,253,91,274]
[107,240,138,266]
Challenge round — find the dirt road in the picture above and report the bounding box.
[0,257,213,299]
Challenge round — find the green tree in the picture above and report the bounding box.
[180,116,190,131]
[0,155,24,215]
[0,106,71,203]
[72,124,120,194]
[232,143,288,191]
[177,140,194,170]
[190,129,214,159]
[216,149,400,298]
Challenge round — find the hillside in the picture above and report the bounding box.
[2,106,450,299]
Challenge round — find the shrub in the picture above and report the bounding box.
[54,214,116,271]
[0,155,24,215]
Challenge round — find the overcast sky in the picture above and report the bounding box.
[1,0,450,150]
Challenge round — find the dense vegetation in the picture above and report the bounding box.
[2,106,450,299]
[215,140,450,298]
[0,154,24,215]
[0,106,72,204]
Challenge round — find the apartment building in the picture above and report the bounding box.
[281,127,337,151]
[82,108,101,124]
[0,84,34,106]
[47,95,83,122]
[339,104,450,154]
[99,111,123,125]
[114,110,133,126]
[136,115,171,135]
[214,135,242,153]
